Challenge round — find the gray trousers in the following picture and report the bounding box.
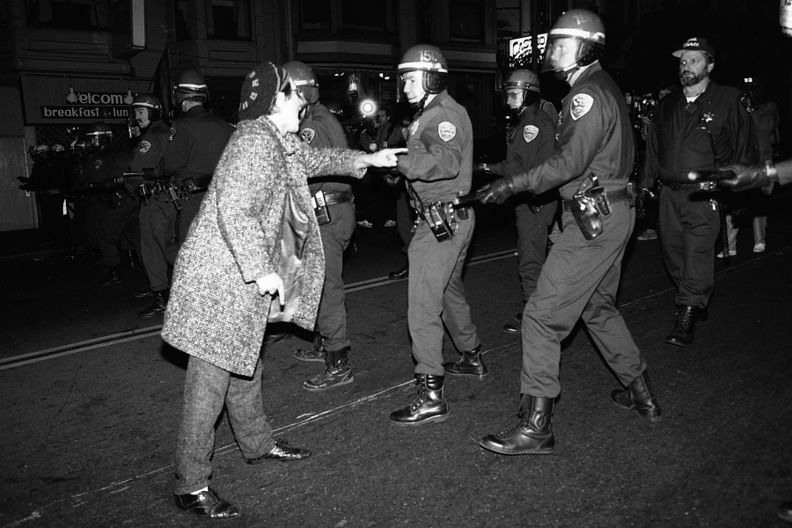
[173,356,276,495]
[407,210,480,375]
[315,202,356,352]
[520,201,646,397]
[515,201,557,304]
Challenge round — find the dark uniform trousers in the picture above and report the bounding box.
[139,194,178,292]
[408,210,479,375]
[316,201,356,352]
[395,187,414,252]
[98,194,139,268]
[521,201,645,397]
[515,201,557,303]
[658,187,721,308]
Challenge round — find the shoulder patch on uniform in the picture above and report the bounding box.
[570,93,594,120]
[300,128,316,144]
[437,121,457,142]
[522,125,539,143]
[138,140,152,154]
[169,127,177,141]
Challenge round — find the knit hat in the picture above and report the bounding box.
[672,37,715,59]
[238,62,287,121]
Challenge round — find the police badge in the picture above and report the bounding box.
[139,140,152,154]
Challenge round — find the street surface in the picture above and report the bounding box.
[1,200,791,527]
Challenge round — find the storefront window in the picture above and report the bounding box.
[206,0,251,40]
[341,0,386,32]
[174,0,191,41]
[450,0,485,43]
[26,0,112,30]
[299,0,331,31]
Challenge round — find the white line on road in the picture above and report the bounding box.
[0,249,518,371]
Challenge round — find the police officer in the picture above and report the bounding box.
[79,123,137,285]
[388,44,484,426]
[638,37,755,347]
[476,9,661,454]
[144,70,233,316]
[127,94,176,316]
[284,60,357,392]
[485,69,558,334]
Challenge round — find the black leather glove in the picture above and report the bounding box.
[478,177,516,205]
[718,164,773,192]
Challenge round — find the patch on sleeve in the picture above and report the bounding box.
[138,140,152,154]
[300,128,316,144]
[570,93,594,120]
[169,127,177,141]
[522,125,539,143]
[437,121,457,142]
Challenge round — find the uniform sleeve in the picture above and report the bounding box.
[512,87,607,195]
[163,122,187,176]
[213,133,281,283]
[397,110,464,182]
[129,129,167,173]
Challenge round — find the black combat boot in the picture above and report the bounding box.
[665,305,707,347]
[478,395,555,455]
[303,347,354,391]
[390,374,450,426]
[138,289,169,318]
[443,345,488,378]
[99,267,122,286]
[611,370,662,422]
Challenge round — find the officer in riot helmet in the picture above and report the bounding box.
[150,70,233,317]
[483,68,558,335]
[387,44,484,426]
[476,9,661,455]
[284,60,359,392]
[78,122,138,285]
[127,93,178,316]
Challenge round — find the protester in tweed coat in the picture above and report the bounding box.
[165,62,405,519]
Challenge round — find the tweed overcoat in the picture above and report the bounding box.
[162,116,364,376]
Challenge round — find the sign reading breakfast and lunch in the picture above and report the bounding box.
[20,75,147,125]
[41,90,131,120]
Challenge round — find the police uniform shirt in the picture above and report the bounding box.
[163,106,234,184]
[513,62,635,199]
[129,120,170,173]
[300,102,351,195]
[642,81,756,186]
[490,104,556,181]
[397,90,474,204]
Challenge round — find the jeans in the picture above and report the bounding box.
[173,355,276,495]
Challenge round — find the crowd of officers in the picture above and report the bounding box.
[20,7,791,522]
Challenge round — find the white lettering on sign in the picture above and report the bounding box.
[509,33,548,66]
[71,92,126,105]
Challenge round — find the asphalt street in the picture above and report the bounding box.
[1,199,792,528]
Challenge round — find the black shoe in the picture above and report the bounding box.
[245,440,312,463]
[138,289,168,318]
[443,345,488,378]
[778,500,792,523]
[665,305,705,347]
[388,265,409,280]
[303,353,354,391]
[611,370,662,423]
[390,374,449,426]
[99,267,122,286]
[174,488,240,519]
[479,395,555,455]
